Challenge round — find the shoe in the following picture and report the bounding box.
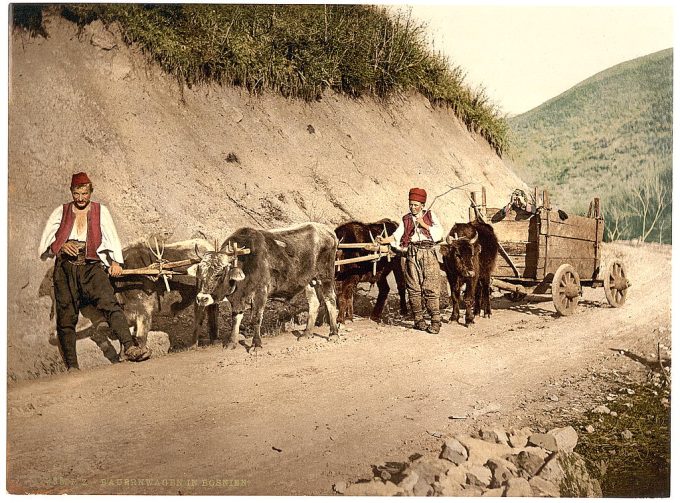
[427,322,441,334]
[414,320,428,331]
[124,345,152,362]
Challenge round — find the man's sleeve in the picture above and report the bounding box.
[429,211,444,242]
[99,205,124,265]
[38,206,63,260]
[390,219,405,249]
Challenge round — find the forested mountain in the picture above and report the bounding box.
[509,49,672,243]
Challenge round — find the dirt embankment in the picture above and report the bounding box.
[8,14,525,380]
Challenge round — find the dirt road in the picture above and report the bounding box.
[6,243,671,495]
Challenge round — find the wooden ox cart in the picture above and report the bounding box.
[471,188,629,316]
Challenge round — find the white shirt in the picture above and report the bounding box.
[389,210,444,249]
[38,203,124,266]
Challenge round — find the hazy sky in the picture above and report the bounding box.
[404,3,673,116]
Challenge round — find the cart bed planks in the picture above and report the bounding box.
[486,205,604,282]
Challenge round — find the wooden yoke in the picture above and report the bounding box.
[119,258,200,276]
[225,241,251,268]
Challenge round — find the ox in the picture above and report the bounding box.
[334,219,407,323]
[188,222,339,350]
[441,219,499,325]
[39,238,212,360]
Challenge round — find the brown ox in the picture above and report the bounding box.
[440,219,499,325]
[188,223,339,351]
[334,219,407,323]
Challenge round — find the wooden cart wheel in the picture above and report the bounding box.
[604,260,629,307]
[551,264,581,316]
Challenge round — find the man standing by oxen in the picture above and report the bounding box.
[38,172,152,371]
[380,188,444,334]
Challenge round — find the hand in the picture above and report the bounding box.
[416,216,429,230]
[108,262,123,277]
[60,242,80,256]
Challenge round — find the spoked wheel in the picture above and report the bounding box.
[604,260,629,308]
[551,264,581,316]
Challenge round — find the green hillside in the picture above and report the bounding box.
[509,49,672,243]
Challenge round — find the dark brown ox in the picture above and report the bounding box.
[188,222,339,350]
[440,229,480,326]
[441,219,499,324]
[334,219,407,323]
[39,239,211,361]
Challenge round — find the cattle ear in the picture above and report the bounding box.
[228,267,245,282]
[439,244,449,255]
[186,264,199,277]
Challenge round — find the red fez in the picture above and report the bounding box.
[408,187,427,203]
[70,172,91,187]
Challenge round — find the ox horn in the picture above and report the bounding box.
[469,230,478,245]
[194,243,204,260]
[446,235,454,244]
[454,232,459,240]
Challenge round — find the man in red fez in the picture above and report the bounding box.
[39,172,152,370]
[380,187,444,333]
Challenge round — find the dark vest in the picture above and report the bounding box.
[50,202,102,261]
[400,210,434,248]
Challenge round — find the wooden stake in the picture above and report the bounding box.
[469,191,478,222]
[481,186,487,218]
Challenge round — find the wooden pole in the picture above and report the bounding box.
[593,197,601,278]
[481,186,487,219]
[490,278,527,296]
[337,243,389,252]
[121,258,199,273]
[119,268,183,276]
[469,191,478,222]
[533,187,538,211]
[543,189,550,276]
[335,254,383,267]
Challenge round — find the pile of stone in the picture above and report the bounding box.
[334,426,602,497]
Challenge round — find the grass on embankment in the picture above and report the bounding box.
[12,3,509,156]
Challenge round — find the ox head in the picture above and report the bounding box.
[443,231,480,278]
[187,242,246,307]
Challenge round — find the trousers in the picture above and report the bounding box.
[404,244,441,324]
[53,257,132,368]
